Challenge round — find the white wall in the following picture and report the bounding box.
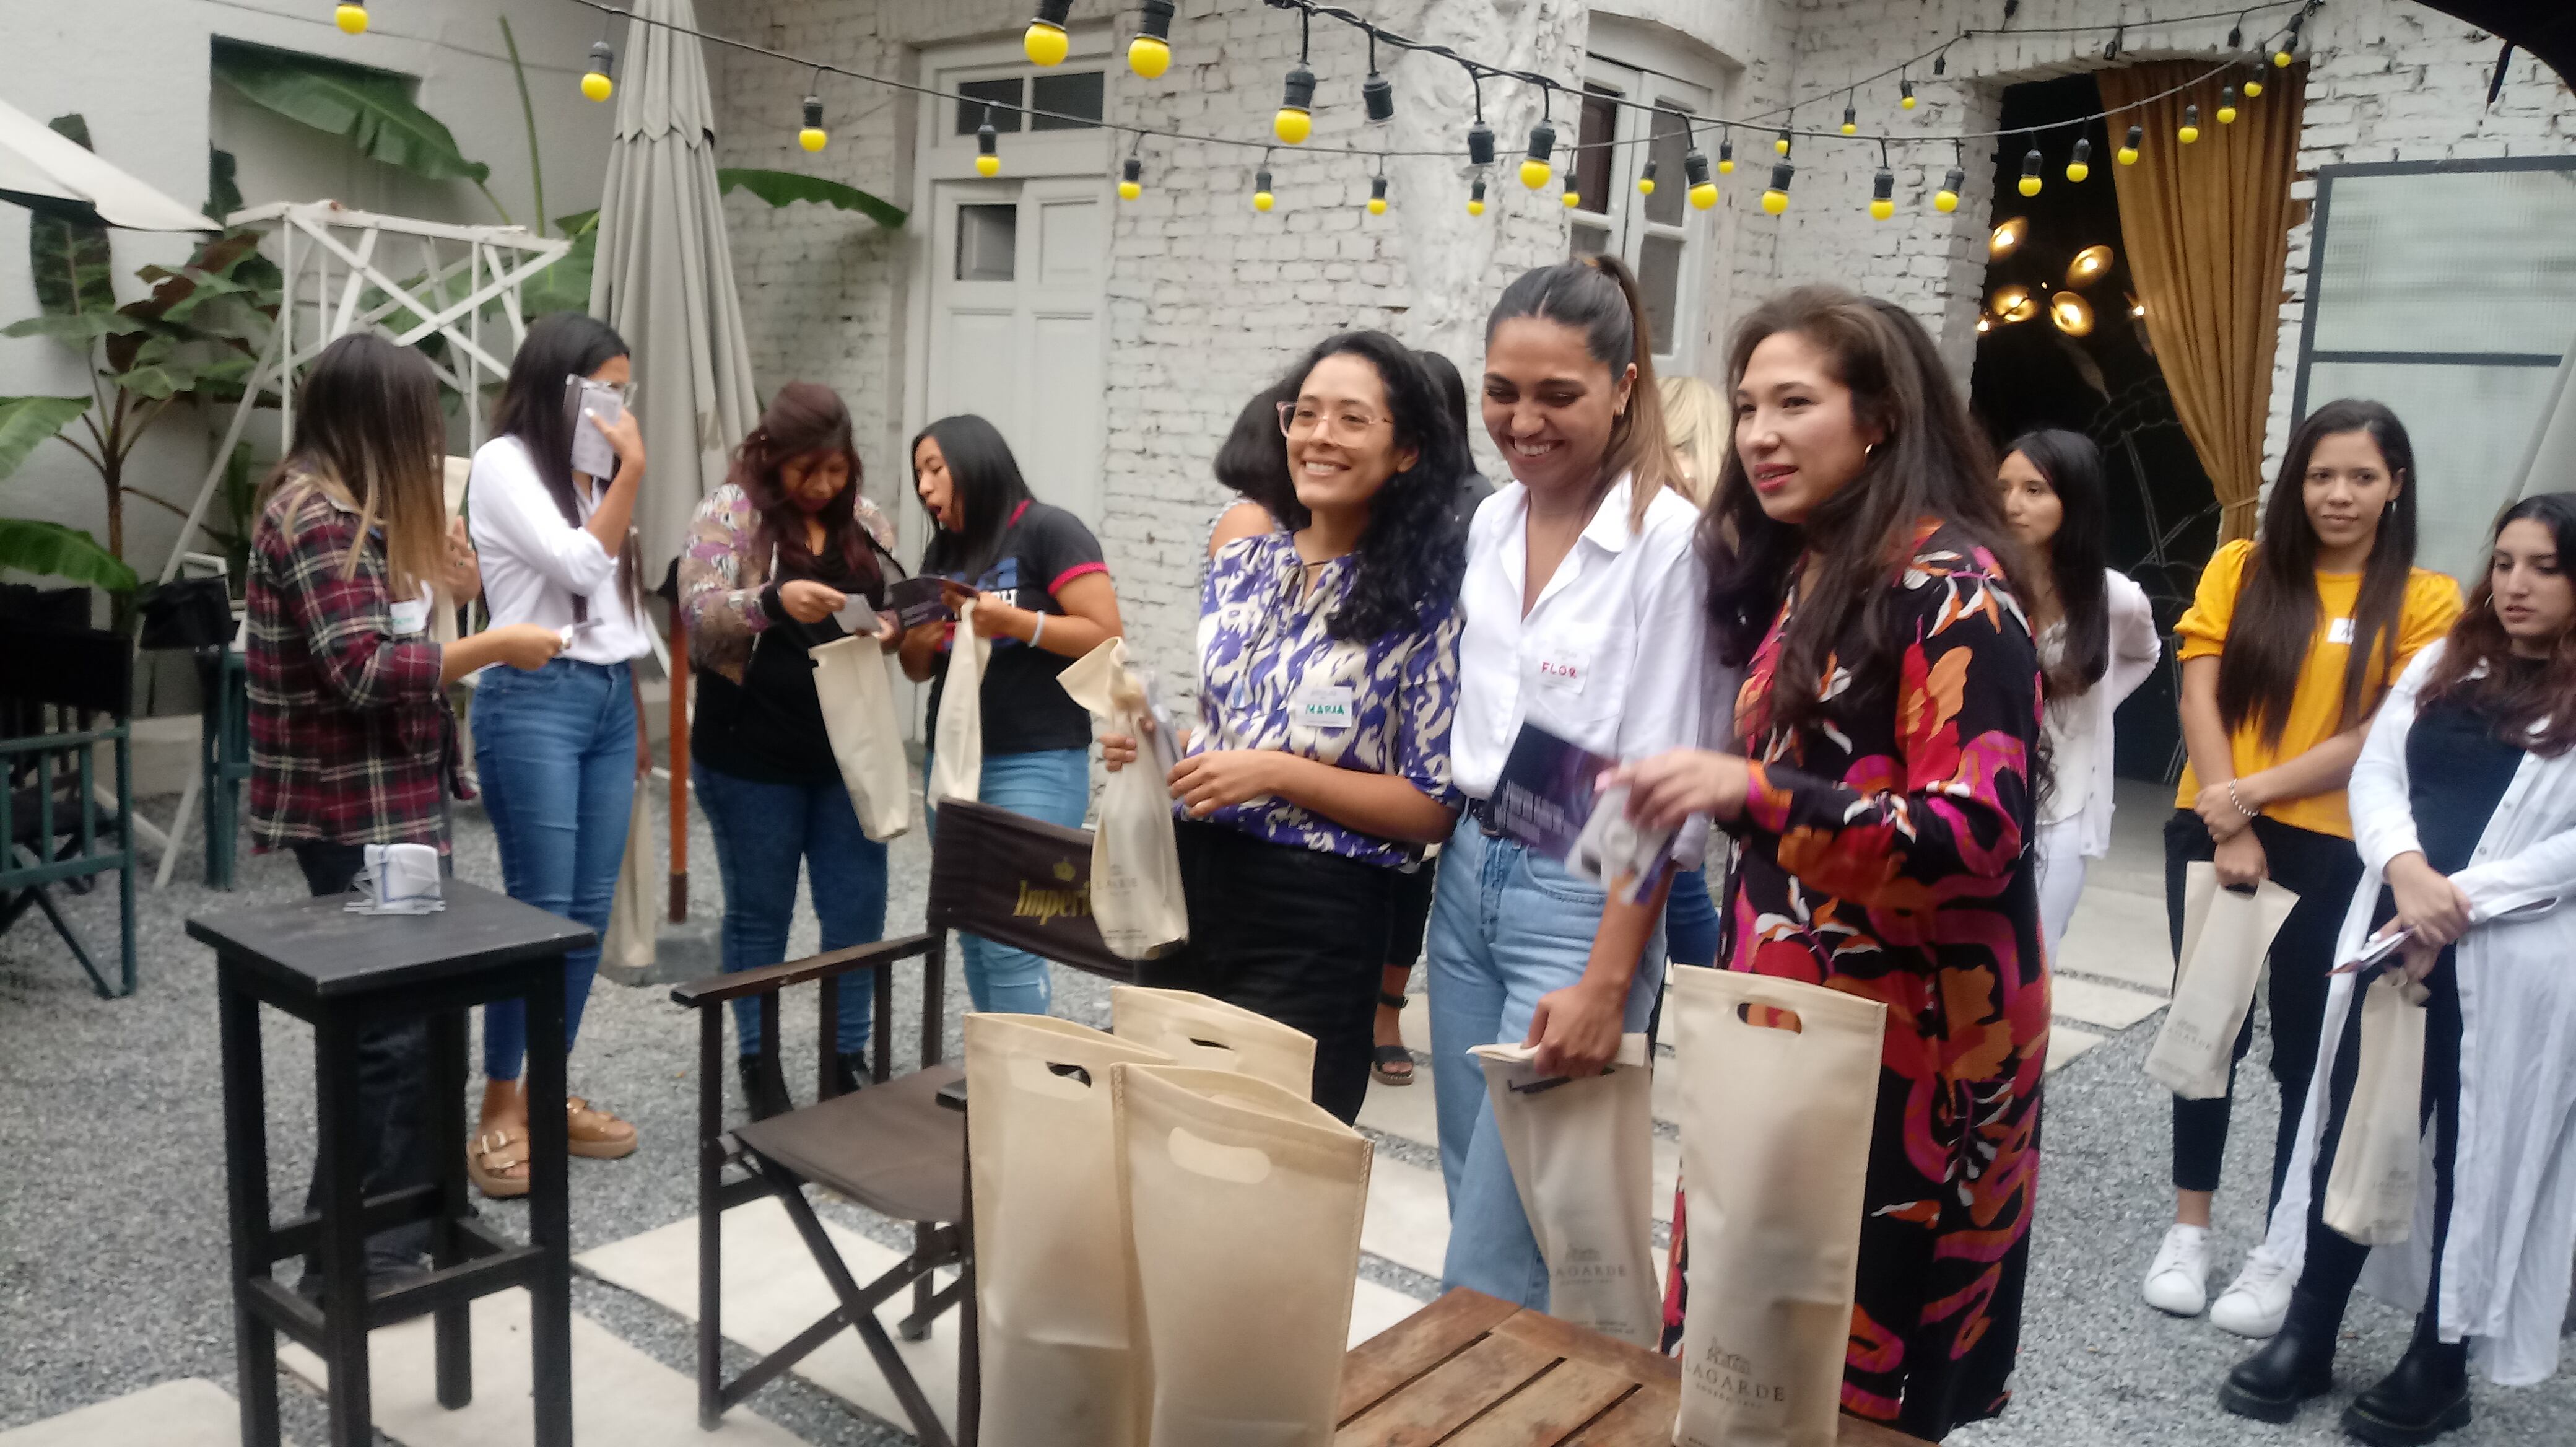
[0,0,616,590]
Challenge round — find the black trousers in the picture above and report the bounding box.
[2164,810,2364,1204]
[292,841,443,1274]
[1158,819,1396,1125]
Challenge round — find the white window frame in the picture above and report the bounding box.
[1565,55,1710,376]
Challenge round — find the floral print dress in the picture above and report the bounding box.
[1664,520,2048,1439]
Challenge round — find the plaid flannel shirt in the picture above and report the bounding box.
[246,478,466,853]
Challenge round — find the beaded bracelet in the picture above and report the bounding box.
[2227,780,2260,820]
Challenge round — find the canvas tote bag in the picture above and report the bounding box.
[1467,1034,1660,1347]
[2323,971,2432,1246]
[599,777,656,976]
[965,1013,1176,1447]
[1112,1063,1370,1447]
[808,633,912,842]
[1110,985,1316,1097]
[929,597,990,807]
[2145,863,2301,1098]
[1058,637,1188,958]
[1669,968,1885,1447]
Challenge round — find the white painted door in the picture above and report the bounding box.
[922,177,1109,526]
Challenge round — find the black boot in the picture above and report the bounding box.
[738,1053,793,1122]
[832,1056,868,1098]
[2219,1286,2341,1422]
[2343,1337,2470,1446]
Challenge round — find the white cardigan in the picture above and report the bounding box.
[2256,640,2576,1385]
[2037,569,2161,855]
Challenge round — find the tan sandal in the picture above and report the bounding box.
[468,1127,531,1199]
[566,1096,638,1160]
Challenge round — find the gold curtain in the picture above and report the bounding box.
[2099,61,2306,542]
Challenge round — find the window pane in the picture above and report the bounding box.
[1569,222,1611,261]
[956,203,1017,281]
[1030,71,1105,131]
[957,77,1023,134]
[2310,166,2576,356]
[2304,360,2564,582]
[1573,89,1617,209]
[1643,107,1690,227]
[1637,234,1683,353]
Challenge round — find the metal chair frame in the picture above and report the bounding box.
[1,625,138,997]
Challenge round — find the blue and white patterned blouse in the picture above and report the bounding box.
[1188,531,1463,867]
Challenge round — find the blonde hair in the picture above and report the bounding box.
[264,334,450,600]
[1658,374,1726,506]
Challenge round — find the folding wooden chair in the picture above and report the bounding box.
[670,797,1142,1446]
[0,623,138,997]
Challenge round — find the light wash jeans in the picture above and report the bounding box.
[472,658,637,1082]
[1425,815,1664,1308]
[923,746,1090,1015]
[695,763,889,1057]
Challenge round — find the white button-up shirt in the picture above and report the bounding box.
[1450,473,1709,800]
[466,435,653,667]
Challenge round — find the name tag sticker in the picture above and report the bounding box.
[1536,644,1592,692]
[2328,616,2355,645]
[389,597,430,636]
[1295,684,1356,730]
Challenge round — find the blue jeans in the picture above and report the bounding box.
[1425,816,1663,1308]
[1663,864,1720,968]
[472,658,637,1082]
[923,746,1090,1014]
[695,762,889,1057]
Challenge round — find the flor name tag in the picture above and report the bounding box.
[1536,644,1593,692]
[1295,683,1356,730]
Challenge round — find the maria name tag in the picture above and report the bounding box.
[389,595,431,636]
[1294,684,1356,730]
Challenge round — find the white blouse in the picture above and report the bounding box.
[2036,568,2162,852]
[466,435,652,667]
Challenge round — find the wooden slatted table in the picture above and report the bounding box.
[1337,1289,1933,1446]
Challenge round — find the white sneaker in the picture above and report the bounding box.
[2142,1223,2213,1316]
[2211,1251,2296,1337]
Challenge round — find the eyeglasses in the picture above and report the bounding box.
[1278,401,1392,440]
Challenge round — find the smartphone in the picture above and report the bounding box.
[569,377,623,481]
[2332,925,2413,976]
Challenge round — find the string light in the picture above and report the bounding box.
[2066,137,2092,182]
[2105,24,2125,59]
[1774,127,1793,157]
[976,109,1000,173]
[1991,217,2026,258]
[1993,284,2037,322]
[2019,138,2043,196]
[1685,148,1716,209]
[2274,9,2302,67]
[1253,163,1274,211]
[1468,120,1495,165]
[1636,160,1656,196]
[2067,244,2115,286]
[1869,165,1895,221]
[1717,135,1736,174]
[1933,48,1948,77]
[1119,155,1142,201]
[799,93,827,152]
[1562,186,1581,208]
[2243,67,2266,98]
[1368,173,1388,214]
[334,2,367,35]
[1362,31,1394,123]
[2179,104,2201,144]
[1841,96,1858,136]
[2227,12,2245,48]
[2118,124,2143,164]
[1936,145,1965,212]
[581,40,615,102]
[1762,159,1793,216]
[1468,177,1487,216]
[2218,84,2239,123]
[1521,115,1556,190]
[1900,78,1917,110]
[1129,0,1174,79]
[1024,0,1073,67]
[2051,291,2095,336]
[1276,63,1316,143]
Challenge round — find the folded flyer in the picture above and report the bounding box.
[1490,723,1676,904]
[884,575,957,629]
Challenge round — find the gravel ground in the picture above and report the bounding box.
[3,779,2569,1445]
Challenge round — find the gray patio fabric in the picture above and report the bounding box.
[2513,332,2576,505]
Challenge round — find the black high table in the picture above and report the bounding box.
[191,880,594,1447]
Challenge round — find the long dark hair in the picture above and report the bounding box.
[2004,428,2111,697]
[1483,254,1684,530]
[490,312,637,606]
[1214,380,1298,527]
[2216,398,2419,748]
[1701,287,2021,738]
[913,414,1035,582]
[2419,492,2576,756]
[725,381,898,593]
[1274,330,1468,641]
[264,334,448,598]
[1415,348,1474,457]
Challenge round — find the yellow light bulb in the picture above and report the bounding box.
[1118,180,1141,201]
[581,71,614,103]
[1519,158,1551,190]
[1869,197,1894,221]
[1902,94,1918,110]
[2218,103,2239,125]
[799,127,828,153]
[1128,35,1171,79]
[975,152,1001,177]
[1774,135,1791,155]
[1467,197,1486,216]
[1274,108,1312,145]
[2117,145,2139,165]
[1840,121,1858,136]
[2244,77,2264,98]
[1024,20,1070,67]
[2274,48,2293,68]
[1562,190,1580,209]
[1368,196,1386,215]
[1636,176,1655,196]
[334,2,367,33]
[2019,175,2042,197]
[1717,157,1735,175]
[1688,182,1717,211]
[2066,160,2091,183]
[1254,190,1274,212]
[1935,189,1960,214]
[2179,123,2201,144]
[1761,188,1788,215]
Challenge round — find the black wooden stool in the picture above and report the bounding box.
[191,880,594,1447]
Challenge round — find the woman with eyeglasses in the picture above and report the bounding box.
[1104,331,1468,1123]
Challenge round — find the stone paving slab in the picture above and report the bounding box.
[0,1379,251,1447]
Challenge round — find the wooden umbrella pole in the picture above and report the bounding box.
[668,607,690,923]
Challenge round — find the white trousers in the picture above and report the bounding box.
[2034,817,2089,965]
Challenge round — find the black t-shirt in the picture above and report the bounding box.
[693,543,886,786]
[923,500,1106,757]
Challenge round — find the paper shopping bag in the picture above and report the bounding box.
[2323,971,2431,1246]
[1670,968,1885,1447]
[599,779,656,976]
[1468,1034,1661,1346]
[1112,1063,1370,1447]
[1058,638,1188,958]
[2145,863,2300,1099]
[965,1014,1175,1447]
[1110,985,1316,1098]
[808,634,911,842]
[929,598,990,807]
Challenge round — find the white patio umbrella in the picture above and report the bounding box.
[0,97,215,231]
[588,0,762,577]
[2512,332,2576,502]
